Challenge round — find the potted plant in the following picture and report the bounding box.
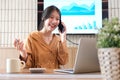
[97,17,120,80]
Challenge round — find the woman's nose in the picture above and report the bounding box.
[52,18,58,23]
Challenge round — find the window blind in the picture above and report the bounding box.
[108,0,120,20]
[0,0,37,47]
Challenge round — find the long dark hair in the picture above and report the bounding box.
[38,5,61,31]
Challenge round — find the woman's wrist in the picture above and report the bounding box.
[60,34,66,43]
[20,50,27,61]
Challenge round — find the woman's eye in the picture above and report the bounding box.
[50,17,53,19]
[56,18,60,21]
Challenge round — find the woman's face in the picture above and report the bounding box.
[44,10,60,32]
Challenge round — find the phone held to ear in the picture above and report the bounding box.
[58,21,64,33]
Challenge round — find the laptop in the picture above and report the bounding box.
[54,37,100,74]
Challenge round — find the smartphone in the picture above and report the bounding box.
[58,20,64,33]
[29,68,46,73]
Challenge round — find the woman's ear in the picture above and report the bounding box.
[41,18,44,21]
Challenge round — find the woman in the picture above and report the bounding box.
[14,5,68,69]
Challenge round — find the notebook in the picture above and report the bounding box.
[54,37,100,74]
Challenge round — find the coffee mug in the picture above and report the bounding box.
[6,58,25,73]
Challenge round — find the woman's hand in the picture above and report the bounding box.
[59,22,67,43]
[14,39,24,51]
[14,39,27,61]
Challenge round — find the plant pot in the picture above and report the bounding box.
[98,48,120,80]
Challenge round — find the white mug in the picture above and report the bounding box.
[6,58,25,73]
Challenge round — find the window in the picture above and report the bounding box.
[0,0,37,47]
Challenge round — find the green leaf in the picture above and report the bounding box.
[97,17,120,48]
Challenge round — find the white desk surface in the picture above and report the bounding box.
[0,69,104,80]
[0,73,103,80]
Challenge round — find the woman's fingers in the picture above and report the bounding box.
[14,39,24,51]
[19,41,24,51]
[14,39,19,48]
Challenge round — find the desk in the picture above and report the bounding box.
[0,69,103,80]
